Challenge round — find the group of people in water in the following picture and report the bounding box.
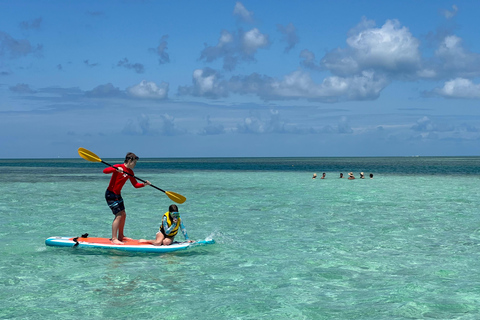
[102,152,192,246]
[312,172,373,179]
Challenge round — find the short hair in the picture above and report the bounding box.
[124,152,138,163]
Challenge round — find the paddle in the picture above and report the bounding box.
[78,147,186,204]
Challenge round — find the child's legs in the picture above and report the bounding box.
[162,236,174,245]
[152,231,165,246]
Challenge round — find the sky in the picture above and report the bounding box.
[1,0,480,158]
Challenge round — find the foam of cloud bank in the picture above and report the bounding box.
[432,78,480,99]
[127,80,168,99]
[180,68,389,102]
[321,19,421,77]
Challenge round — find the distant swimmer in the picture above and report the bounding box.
[348,172,355,180]
[339,173,344,178]
[370,173,374,179]
[321,173,326,179]
[360,172,365,179]
[312,173,317,179]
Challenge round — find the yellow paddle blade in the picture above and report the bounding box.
[166,191,186,204]
[78,147,102,163]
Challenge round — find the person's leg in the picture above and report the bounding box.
[118,212,131,241]
[162,236,174,246]
[111,211,125,244]
[152,232,166,246]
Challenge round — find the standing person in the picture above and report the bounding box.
[312,173,317,179]
[139,204,193,246]
[360,172,365,179]
[348,172,355,180]
[339,173,344,178]
[321,173,326,179]
[370,173,374,179]
[104,152,151,245]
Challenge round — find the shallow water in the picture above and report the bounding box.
[1,157,480,319]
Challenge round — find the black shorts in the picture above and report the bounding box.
[105,190,125,215]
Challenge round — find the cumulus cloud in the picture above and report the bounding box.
[178,68,228,99]
[149,35,170,64]
[0,31,42,58]
[117,58,145,74]
[321,19,421,77]
[430,78,480,99]
[200,28,270,70]
[233,2,254,23]
[127,80,168,100]
[277,23,299,53]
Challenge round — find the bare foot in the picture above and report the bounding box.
[119,236,132,241]
[110,238,124,245]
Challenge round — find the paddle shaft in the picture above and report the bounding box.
[101,160,167,193]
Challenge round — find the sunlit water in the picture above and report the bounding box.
[1,157,480,319]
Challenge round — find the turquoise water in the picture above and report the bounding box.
[1,157,480,319]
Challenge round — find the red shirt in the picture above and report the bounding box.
[104,164,144,195]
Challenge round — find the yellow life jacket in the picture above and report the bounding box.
[160,211,180,236]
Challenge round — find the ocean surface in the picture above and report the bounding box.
[1,156,480,319]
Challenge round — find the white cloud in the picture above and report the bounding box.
[127,80,168,100]
[255,70,389,101]
[432,78,480,99]
[178,68,228,98]
[233,2,254,23]
[242,28,269,54]
[200,28,270,70]
[322,19,421,76]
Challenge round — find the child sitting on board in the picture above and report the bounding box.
[139,204,193,246]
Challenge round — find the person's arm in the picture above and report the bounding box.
[162,216,177,234]
[179,221,189,240]
[126,169,150,188]
[103,164,121,174]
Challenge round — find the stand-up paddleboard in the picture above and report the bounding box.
[45,234,214,253]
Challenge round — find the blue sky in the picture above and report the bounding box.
[1,0,480,158]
